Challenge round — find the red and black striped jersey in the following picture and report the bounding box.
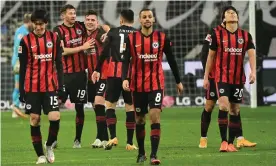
[95,25,136,78]
[53,21,86,74]
[18,30,63,93]
[83,28,108,80]
[201,24,223,79]
[122,30,181,92]
[209,28,255,84]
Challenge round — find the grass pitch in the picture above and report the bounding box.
[1,107,276,166]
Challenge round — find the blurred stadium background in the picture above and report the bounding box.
[1,0,276,109]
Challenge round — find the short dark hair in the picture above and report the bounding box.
[120,9,134,23]
[31,9,49,23]
[23,13,32,23]
[85,10,98,17]
[221,6,239,22]
[139,8,153,17]
[60,4,75,14]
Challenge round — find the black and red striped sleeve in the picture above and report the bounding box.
[18,39,28,95]
[163,35,181,84]
[55,37,64,90]
[95,29,113,72]
[122,36,131,81]
[209,29,218,51]
[247,32,255,50]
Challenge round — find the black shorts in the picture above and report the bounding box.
[87,81,97,103]
[63,71,87,103]
[105,77,132,105]
[25,92,59,115]
[132,90,163,115]
[205,79,218,101]
[95,79,107,97]
[216,82,244,103]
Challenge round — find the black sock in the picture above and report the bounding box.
[201,109,212,137]
[46,120,60,146]
[106,109,117,139]
[218,110,228,142]
[126,111,135,145]
[236,113,243,138]
[102,119,109,141]
[150,123,161,157]
[31,125,44,157]
[136,124,145,155]
[75,104,84,142]
[95,105,107,141]
[228,115,241,144]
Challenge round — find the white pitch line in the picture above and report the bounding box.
[3,152,276,165]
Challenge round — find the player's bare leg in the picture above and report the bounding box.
[136,114,147,163]
[125,103,137,150]
[218,96,229,152]
[94,96,109,149]
[45,111,60,163]
[30,114,47,164]
[105,101,118,147]
[199,100,215,148]
[149,108,161,165]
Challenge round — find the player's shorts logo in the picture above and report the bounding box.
[152,42,159,48]
[77,29,82,35]
[219,89,224,94]
[238,38,244,44]
[210,92,215,97]
[26,104,32,110]
[47,42,53,48]
[135,108,141,112]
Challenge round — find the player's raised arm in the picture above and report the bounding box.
[53,27,95,56]
[203,30,217,90]
[122,36,131,91]
[18,39,27,102]
[247,33,256,84]
[163,35,183,95]
[95,33,112,72]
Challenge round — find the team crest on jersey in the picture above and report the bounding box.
[219,89,225,94]
[76,29,82,35]
[152,42,159,48]
[238,38,244,44]
[47,41,53,48]
[18,46,22,53]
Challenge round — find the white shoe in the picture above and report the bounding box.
[73,140,81,148]
[36,155,47,164]
[91,139,102,148]
[12,111,19,118]
[101,141,108,149]
[44,143,55,163]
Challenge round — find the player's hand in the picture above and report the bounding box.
[176,82,184,95]
[203,78,210,90]
[82,39,95,50]
[91,71,100,84]
[57,85,66,104]
[101,33,108,43]
[249,72,256,84]
[122,80,130,91]
[19,91,26,103]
